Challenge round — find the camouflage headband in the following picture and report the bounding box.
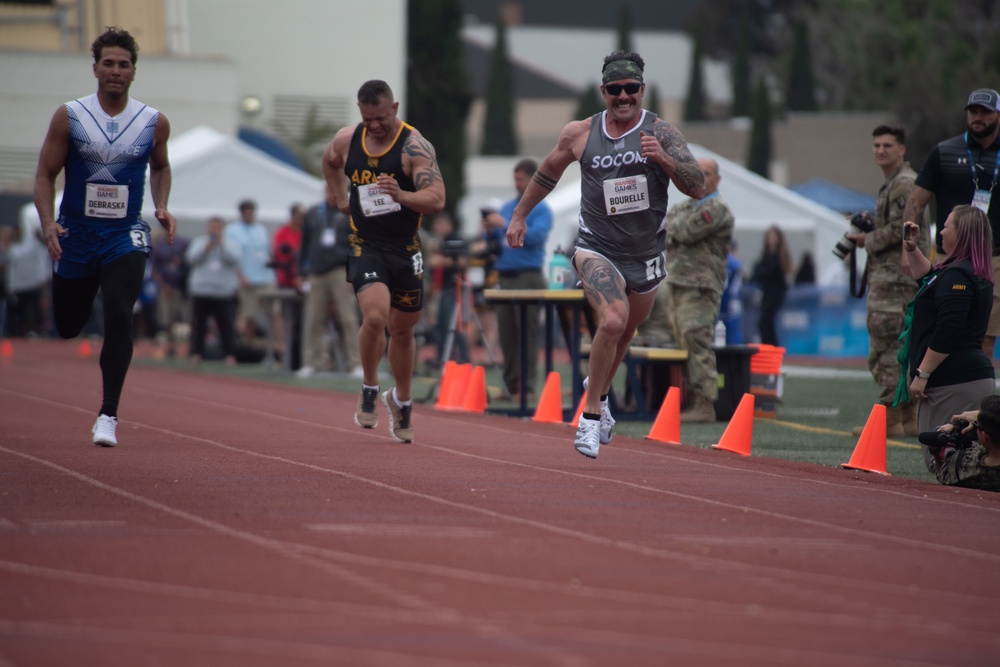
[602,59,644,84]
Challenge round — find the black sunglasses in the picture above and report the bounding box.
[604,82,642,96]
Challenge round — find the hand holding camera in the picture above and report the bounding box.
[832,212,875,260]
[918,418,978,451]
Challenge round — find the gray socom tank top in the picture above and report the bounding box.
[578,110,672,260]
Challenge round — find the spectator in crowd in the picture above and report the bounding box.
[297,185,364,379]
[664,156,735,422]
[296,187,361,379]
[905,88,1000,360]
[720,240,744,345]
[185,216,240,365]
[224,199,277,352]
[750,225,792,346]
[0,225,12,335]
[427,210,470,368]
[794,251,816,285]
[149,229,189,358]
[899,206,995,449]
[924,395,1000,491]
[272,202,304,368]
[5,224,51,337]
[848,124,924,438]
[488,158,553,401]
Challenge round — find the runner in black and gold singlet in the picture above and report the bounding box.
[323,80,445,443]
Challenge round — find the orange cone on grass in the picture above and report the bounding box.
[461,365,488,413]
[532,371,564,424]
[712,393,755,456]
[842,403,891,475]
[434,360,458,410]
[443,363,472,410]
[645,386,681,445]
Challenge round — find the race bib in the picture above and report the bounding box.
[85,183,128,219]
[602,174,650,216]
[972,188,992,213]
[321,228,336,247]
[358,183,402,217]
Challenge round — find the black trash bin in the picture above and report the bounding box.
[713,345,756,420]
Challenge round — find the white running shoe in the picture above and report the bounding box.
[295,365,316,379]
[92,415,118,447]
[574,416,601,459]
[583,377,615,444]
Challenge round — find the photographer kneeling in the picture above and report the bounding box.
[922,394,1000,491]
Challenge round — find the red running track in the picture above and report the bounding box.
[1,339,999,666]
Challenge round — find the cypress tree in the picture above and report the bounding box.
[481,14,518,155]
[731,23,751,117]
[683,30,708,121]
[573,83,605,120]
[406,0,472,218]
[747,77,772,178]
[616,4,633,52]
[786,20,818,111]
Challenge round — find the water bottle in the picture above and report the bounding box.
[714,320,726,347]
[548,247,570,289]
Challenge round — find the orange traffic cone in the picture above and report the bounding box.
[532,371,564,424]
[842,404,891,475]
[461,365,488,413]
[1,339,12,359]
[645,386,681,445]
[434,360,458,410]
[443,363,472,411]
[78,339,92,358]
[569,390,587,427]
[712,393,755,456]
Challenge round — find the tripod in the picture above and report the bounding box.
[434,271,508,401]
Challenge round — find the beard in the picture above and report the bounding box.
[969,118,999,140]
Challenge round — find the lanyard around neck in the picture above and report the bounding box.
[964,132,1000,191]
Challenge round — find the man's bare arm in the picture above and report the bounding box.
[148,113,175,243]
[398,132,445,214]
[648,119,706,199]
[903,185,932,229]
[33,106,70,260]
[322,127,354,214]
[507,119,588,247]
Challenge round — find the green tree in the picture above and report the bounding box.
[731,22,751,117]
[747,77,772,178]
[616,4,633,52]
[406,0,472,219]
[273,104,337,177]
[786,20,818,111]
[481,14,518,155]
[645,83,662,118]
[683,30,708,121]
[573,83,605,120]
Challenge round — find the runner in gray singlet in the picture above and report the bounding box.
[504,50,706,459]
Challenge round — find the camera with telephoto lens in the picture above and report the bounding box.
[917,418,978,451]
[832,213,876,260]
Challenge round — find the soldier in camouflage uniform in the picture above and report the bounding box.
[925,395,1000,492]
[665,157,735,422]
[848,125,927,437]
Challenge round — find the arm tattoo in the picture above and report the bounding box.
[653,121,704,195]
[404,135,443,190]
[578,256,626,307]
[532,170,558,191]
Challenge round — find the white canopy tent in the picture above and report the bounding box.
[21,126,324,239]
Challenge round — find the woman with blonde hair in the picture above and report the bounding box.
[898,205,995,437]
[750,225,792,345]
